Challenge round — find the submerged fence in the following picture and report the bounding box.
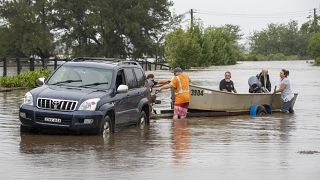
[0,57,170,77]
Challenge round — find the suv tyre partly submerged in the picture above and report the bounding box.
[100,115,113,136]
[137,111,148,129]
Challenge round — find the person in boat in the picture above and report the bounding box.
[219,71,237,93]
[274,69,294,114]
[256,69,271,93]
[158,67,191,119]
[248,76,262,93]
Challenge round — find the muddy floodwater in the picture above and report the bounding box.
[0,61,320,179]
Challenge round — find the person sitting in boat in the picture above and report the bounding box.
[274,69,295,114]
[219,71,237,93]
[256,69,271,93]
[248,76,262,93]
[158,67,191,119]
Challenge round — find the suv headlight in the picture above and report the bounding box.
[78,98,100,111]
[23,92,33,106]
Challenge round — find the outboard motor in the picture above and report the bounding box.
[248,76,262,93]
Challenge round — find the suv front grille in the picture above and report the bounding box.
[37,98,78,111]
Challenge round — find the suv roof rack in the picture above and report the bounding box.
[120,61,140,66]
[71,57,120,62]
[71,57,141,66]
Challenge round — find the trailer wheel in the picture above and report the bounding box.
[256,105,267,116]
[250,105,267,116]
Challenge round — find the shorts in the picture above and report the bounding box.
[174,103,189,117]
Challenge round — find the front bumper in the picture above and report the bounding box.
[19,104,104,133]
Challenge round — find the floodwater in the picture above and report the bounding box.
[0,61,320,179]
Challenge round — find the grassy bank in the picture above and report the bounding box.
[0,69,51,88]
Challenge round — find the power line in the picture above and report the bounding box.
[194,9,311,16]
[191,9,310,19]
[196,12,308,19]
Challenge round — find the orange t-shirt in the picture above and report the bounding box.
[170,73,191,104]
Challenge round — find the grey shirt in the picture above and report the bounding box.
[280,78,294,102]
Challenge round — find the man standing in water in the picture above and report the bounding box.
[158,67,191,119]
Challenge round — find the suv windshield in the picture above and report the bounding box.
[47,66,113,89]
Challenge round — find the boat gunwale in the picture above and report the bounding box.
[190,84,298,96]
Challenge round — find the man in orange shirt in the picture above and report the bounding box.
[159,67,191,119]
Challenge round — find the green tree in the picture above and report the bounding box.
[201,25,241,65]
[308,32,320,64]
[249,20,305,58]
[53,0,174,58]
[187,23,204,66]
[0,0,54,58]
[164,28,201,69]
[0,0,175,59]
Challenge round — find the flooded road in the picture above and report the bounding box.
[1,61,320,179]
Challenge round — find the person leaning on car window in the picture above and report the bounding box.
[146,74,170,91]
[219,71,237,93]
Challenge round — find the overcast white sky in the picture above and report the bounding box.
[171,0,319,40]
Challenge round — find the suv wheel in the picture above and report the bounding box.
[100,115,113,136]
[137,111,148,129]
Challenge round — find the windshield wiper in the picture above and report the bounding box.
[80,82,109,87]
[50,80,82,85]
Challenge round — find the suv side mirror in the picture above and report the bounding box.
[37,77,45,86]
[117,85,128,93]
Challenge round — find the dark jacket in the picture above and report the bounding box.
[256,73,271,92]
[219,79,235,92]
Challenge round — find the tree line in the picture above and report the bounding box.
[246,18,320,63]
[0,1,320,69]
[0,0,179,60]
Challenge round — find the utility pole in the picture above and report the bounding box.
[311,8,318,32]
[314,8,318,26]
[190,9,194,27]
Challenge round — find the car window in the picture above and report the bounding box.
[124,68,138,89]
[115,70,126,89]
[47,66,112,89]
[133,68,146,87]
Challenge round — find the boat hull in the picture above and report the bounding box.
[189,85,297,112]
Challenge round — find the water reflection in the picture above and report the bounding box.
[172,119,190,164]
[18,125,163,170]
[19,134,106,154]
[188,113,296,144]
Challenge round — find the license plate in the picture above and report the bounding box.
[44,117,61,123]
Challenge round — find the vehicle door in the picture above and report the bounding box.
[114,69,130,125]
[124,68,140,124]
[133,67,148,106]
